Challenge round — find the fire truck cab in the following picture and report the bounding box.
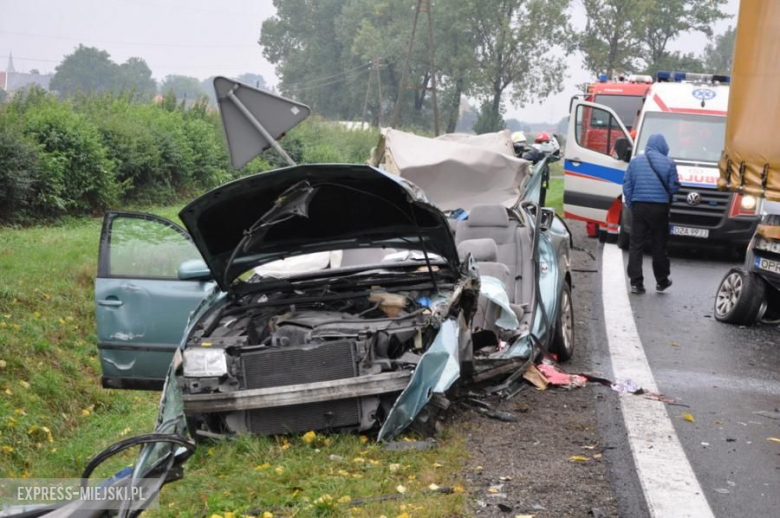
[566,75,652,239]
[565,71,761,248]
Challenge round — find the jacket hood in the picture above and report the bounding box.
[646,133,670,156]
[178,164,460,291]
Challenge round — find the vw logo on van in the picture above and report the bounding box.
[692,89,716,101]
[687,192,702,206]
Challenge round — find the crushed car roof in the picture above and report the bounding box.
[370,129,531,211]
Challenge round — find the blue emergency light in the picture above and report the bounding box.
[598,74,608,83]
[656,71,731,84]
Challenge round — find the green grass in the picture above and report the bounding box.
[0,206,470,516]
[547,177,564,216]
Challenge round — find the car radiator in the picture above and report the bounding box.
[240,340,362,435]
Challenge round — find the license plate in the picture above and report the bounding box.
[755,256,780,274]
[755,237,780,254]
[670,226,710,238]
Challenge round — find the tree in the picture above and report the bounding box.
[465,0,574,126]
[473,100,506,134]
[0,88,6,104]
[236,73,267,89]
[117,57,157,99]
[641,0,729,71]
[643,50,704,75]
[50,45,120,96]
[580,0,647,76]
[160,75,206,101]
[702,25,735,74]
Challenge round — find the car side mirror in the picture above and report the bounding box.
[540,207,555,231]
[614,137,632,163]
[178,259,212,281]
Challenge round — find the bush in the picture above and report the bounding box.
[0,92,383,225]
[0,126,43,222]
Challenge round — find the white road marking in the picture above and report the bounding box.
[601,245,714,518]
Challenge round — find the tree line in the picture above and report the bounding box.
[260,0,734,134]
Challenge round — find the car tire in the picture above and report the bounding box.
[714,268,767,325]
[598,230,608,243]
[550,282,574,362]
[605,232,618,244]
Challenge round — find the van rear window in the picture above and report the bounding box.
[594,95,643,129]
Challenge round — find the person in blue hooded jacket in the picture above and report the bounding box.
[623,133,680,294]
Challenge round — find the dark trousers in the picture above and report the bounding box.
[627,202,670,287]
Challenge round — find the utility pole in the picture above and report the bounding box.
[390,0,440,135]
[362,57,385,129]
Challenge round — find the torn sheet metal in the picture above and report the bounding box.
[377,320,460,441]
[479,275,520,330]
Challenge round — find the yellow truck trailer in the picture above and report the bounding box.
[715,0,780,324]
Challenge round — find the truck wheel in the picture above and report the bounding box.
[605,232,618,244]
[714,269,767,325]
[550,282,574,362]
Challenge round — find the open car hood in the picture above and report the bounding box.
[179,164,460,291]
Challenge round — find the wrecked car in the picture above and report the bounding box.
[93,78,573,441]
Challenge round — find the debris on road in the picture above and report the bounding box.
[754,410,780,421]
[611,379,643,394]
[522,364,549,390]
[537,363,587,389]
[680,413,696,423]
[767,437,780,443]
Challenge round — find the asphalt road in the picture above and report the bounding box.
[587,229,780,517]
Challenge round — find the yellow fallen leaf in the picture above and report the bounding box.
[224,513,235,518]
[396,485,407,494]
[514,515,535,518]
[337,495,352,504]
[487,487,500,494]
[262,513,273,518]
[19,380,30,389]
[453,485,466,494]
[352,457,365,463]
[81,409,90,417]
[428,483,440,491]
[433,462,444,468]
[395,513,410,518]
[389,463,401,472]
[569,455,590,462]
[680,413,695,423]
[671,342,680,347]
[767,437,780,443]
[302,431,317,444]
[254,463,271,471]
[275,466,285,474]
[359,435,369,443]
[337,470,350,476]
[0,360,6,369]
[582,445,597,450]
[593,453,603,459]
[209,514,223,518]
[1,446,13,454]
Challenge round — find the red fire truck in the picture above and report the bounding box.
[569,74,653,238]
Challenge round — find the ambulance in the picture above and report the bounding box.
[565,72,762,248]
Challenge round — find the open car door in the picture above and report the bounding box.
[564,100,633,226]
[95,212,213,390]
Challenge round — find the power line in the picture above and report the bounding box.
[0,54,268,72]
[0,30,254,49]
[285,67,372,93]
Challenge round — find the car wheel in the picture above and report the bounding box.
[714,268,767,325]
[605,232,618,244]
[550,282,574,362]
[598,229,608,243]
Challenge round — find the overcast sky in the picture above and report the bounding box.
[1,0,739,123]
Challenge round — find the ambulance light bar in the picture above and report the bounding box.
[656,71,731,84]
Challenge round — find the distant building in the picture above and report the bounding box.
[2,52,53,94]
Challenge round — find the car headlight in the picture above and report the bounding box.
[741,195,757,211]
[183,348,228,377]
